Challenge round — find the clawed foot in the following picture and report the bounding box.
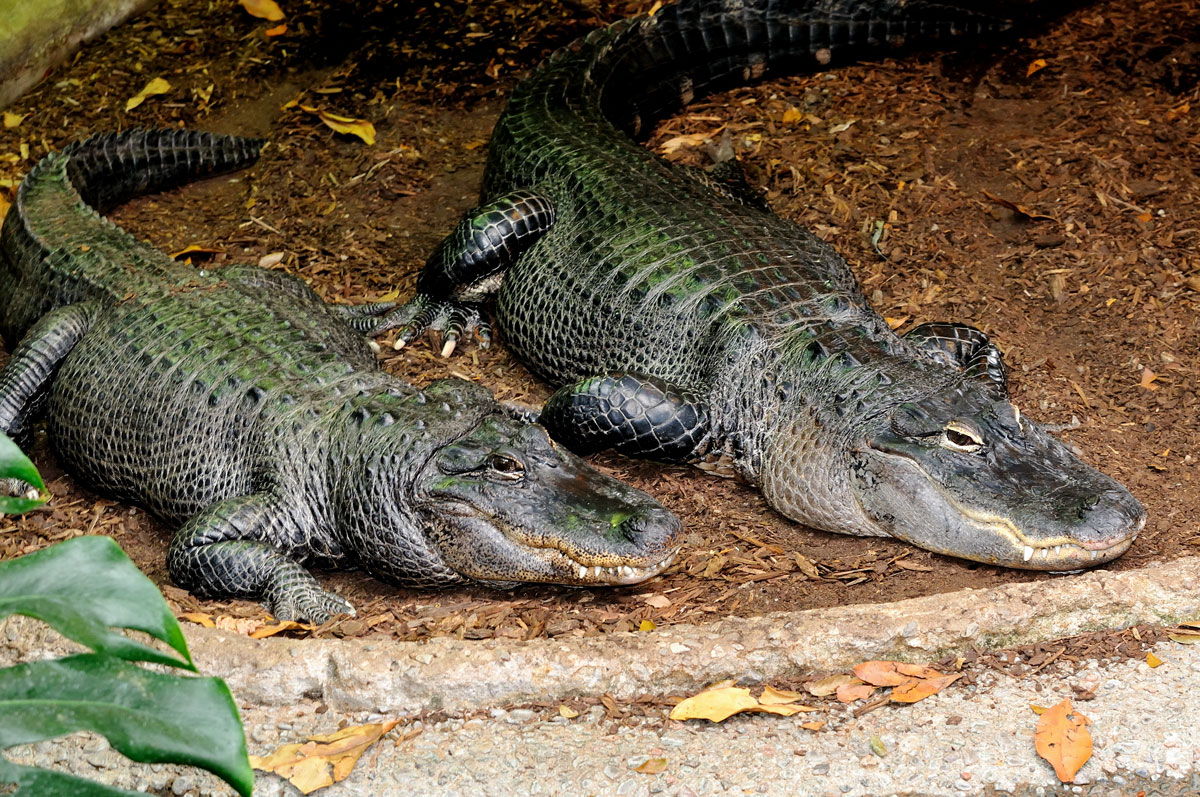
[267,583,356,625]
[367,294,491,357]
[0,478,40,501]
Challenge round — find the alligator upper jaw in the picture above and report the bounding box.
[954,509,1143,571]
[549,547,680,585]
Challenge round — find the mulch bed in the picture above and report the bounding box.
[1,0,1197,645]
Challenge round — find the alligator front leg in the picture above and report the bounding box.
[540,373,713,464]
[167,494,354,623]
[904,322,1008,394]
[369,189,555,355]
[0,301,99,441]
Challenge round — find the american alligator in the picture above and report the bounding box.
[372,0,1146,570]
[0,130,681,623]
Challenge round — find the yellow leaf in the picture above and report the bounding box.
[638,619,656,632]
[1031,703,1048,715]
[250,619,312,639]
[1146,652,1163,668]
[252,721,399,794]
[125,77,171,112]
[3,112,26,128]
[781,106,802,125]
[178,611,215,628]
[0,194,10,224]
[558,705,579,719]
[659,131,713,155]
[634,757,667,774]
[1026,58,1049,78]
[884,316,909,330]
[669,686,758,722]
[800,720,826,731]
[316,110,376,145]
[1169,633,1200,644]
[758,685,809,705]
[747,703,808,717]
[214,615,261,635]
[240,0,285,21]
[265,23,288,37]
[170,244,222,260]
[1035,699,1092,783]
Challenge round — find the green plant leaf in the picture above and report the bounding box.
[0,431,46,514]
[0,654,252,797]
[0,537,192,670]
[0,756,144,796]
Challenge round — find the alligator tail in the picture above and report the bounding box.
[588,0,1011,138]
[1,129,264,342]
[58,128,265,213]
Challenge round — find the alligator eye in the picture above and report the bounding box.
[488,454,525,479]
[940,423,983,453]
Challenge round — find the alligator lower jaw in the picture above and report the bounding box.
[1018,536,1135,569]
[569,550,678,585]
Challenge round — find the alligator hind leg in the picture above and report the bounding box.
[0,302,100,441]
[167,494,355,623]
[904,322,1008,394]
[369,189,555,355]
[540,373,713,464]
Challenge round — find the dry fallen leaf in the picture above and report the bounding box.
[835,682,876,703]
[982,189,1055,221]
[1026,58,1049,77]
[240,0,285,21]
[125,77,171,112]
[3,112,26,128]
[170,244,222,260]
[883,315,909,330]
[889,673,961,704]
[1146,652,1163,668]
[669,686,758,722]
[804,673,858,697]
[0,194,10,225]
[214,615,261,635]
[1168,632,1200,644]
[781,106,803,125]
[301,106,376,145]
[758,685,811,706]
[634,757,667,774]
[638,619,656,632]
[800,720,826,731]
[265,23,288,36]
[1139,367,1159,391]
[250,620,313,639]
[1030,704,1048,715]
[1035,699,1092,783]
[558,704,579,719]
[250,720,399,794]
[642,593,671,609]
[178,611,215,628]
[659,131,715,155]
[853,661,943,687]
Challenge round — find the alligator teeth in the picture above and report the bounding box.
[1022,545,1034,562]
[1090,549,1103,560]
[578,566,587,578]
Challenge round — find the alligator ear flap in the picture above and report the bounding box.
[539,373,712,464]
[903,322,1008,395]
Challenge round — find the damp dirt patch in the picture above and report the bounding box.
[0,0,1197,647]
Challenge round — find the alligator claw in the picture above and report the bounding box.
[371,293,490,357]
[270,584,356,624]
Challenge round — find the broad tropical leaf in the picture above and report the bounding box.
[0,536,191,669]
[0,757,143,796]
[0,654,252,796]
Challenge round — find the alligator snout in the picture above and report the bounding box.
[617,505,681,547]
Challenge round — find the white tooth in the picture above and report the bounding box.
[578,566,587,578]
[624,566,634,577]
[1023,546,1034,562]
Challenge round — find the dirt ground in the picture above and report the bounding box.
[0,0,1197,645]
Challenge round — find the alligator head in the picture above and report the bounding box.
[409,412,681,585]
[845,383,1145,570]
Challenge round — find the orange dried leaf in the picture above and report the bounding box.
[835,682,876,703]
[883,315,909,330]
[805,673,859,697]
[800,720,826,731]
[781,106,803,124]
[1026,58,1048,77]
[634,757,667,774]
[669,686,758,722]
[1031,703,1048,715]
[240,0,285,21]
[265,23,288,36]
[170,244,222,260]
[1146,652,1163,668]
[1035,699,1092,783]
[1139,367,1159,391]
[214,615,261,635]
[853,660,944,687]
[178,611,215,628]
[642,593,671,609]
[889,673,961,704]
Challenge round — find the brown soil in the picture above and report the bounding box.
[1,0,1197,645]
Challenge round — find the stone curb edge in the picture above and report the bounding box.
[175,555,1199,714]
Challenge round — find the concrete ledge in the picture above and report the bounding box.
[161,555,1199,714]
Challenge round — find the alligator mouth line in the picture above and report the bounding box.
[566,550,678,584]
[865,447,1142,565]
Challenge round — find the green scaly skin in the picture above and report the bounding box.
[382,0,1145,571]
[0,130,681,623]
